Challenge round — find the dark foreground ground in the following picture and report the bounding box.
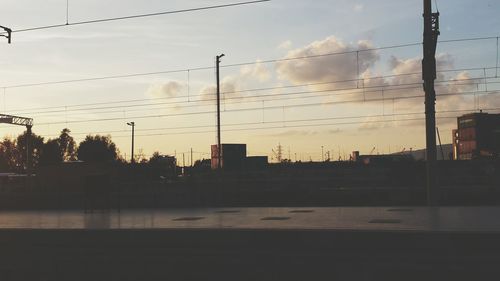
[2,160,499,209]
[1,207,500,280]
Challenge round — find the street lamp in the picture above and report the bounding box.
[0,25,12,44]
[127,122,135,163]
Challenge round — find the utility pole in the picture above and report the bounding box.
[277,143,282,163]
[191,148,193,167]
[436,127,445,160]
[321,146,324,162]
[26,125,32,175]
[216,54,225,170]
[127,122,135,163]
[423,0,440,205]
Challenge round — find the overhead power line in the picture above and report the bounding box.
[1,36,498,90]
[6,66,497,114]
[17,77,496,118]
[1,0,271,35]
[14,73,499,118]
[21,85,425,117]
[39,115,476,139]
[44,106,500,138]
[41,113,425,137]
[37,105,500,139]
[33,89,500,126]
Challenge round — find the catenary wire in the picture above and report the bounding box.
[1,1,271,34]
[15,76,498,117]
[7,66,497,114]
[32,89,500,126]
[1,37,498,90]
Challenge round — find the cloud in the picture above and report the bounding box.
[277,40,292,50]
[197,34,488,133]
[353,4,364,12]
[265,128,343,138]
[199,60,272,101]
[385,54,480,114]
[199,76,238,101]
[276,36,379,91]
[272,35,483,131]
[358,117,395,131]
[265,130,320,137]
[327,128,342,134]
[240,60,271,82]
[363,53,483,129]
[147,81,185,98]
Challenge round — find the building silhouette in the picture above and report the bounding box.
[453,112,500,160]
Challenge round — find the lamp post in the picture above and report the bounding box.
[0,25,12,44]
[127,122,135,163]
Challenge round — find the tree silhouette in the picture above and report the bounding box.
[16,130,44,169]
[149,151,162,164]
[38,128,77,166]
[58,128,77,161]
[0,137,20,172]
[39,139,63,165]
[135,148,148,163]
[77,135,118,163]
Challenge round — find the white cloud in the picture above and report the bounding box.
[199,76,238,101]
[147,81,185,98]
[386,54,479,112]
[277,40,292,50]
[376,54,482,128]
[240,60,271,82]
[353,4,364,12]
[276,36,379,91]
[199,60,272,100]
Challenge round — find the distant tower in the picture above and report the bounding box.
[272,143,283,163]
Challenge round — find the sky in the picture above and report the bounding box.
[0,0,499,162]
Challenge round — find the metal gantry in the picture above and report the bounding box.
[0,114,34,174]
[0,114,33,127]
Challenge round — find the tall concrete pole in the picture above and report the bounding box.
[423,0,440,205]
[216,54,225,170]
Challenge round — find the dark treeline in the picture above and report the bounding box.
[0,128,157,173]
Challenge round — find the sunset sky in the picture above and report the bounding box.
[0,0,499,162]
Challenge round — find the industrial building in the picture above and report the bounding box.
[211,144,247,170]
[453,112,500,160]
[351,151,414,164]
[211,144,268,170]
